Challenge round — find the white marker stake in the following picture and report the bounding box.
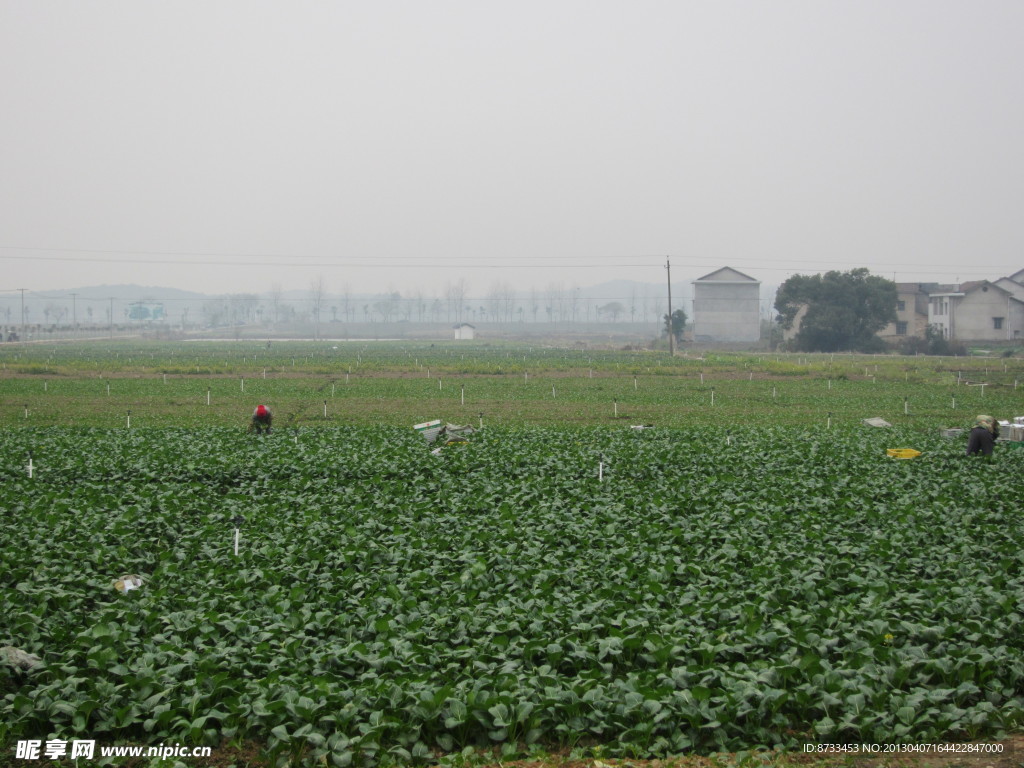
[439,378,442,390]
[27,453,33,479]
[827,412,832,429]
[700,373,704,385]
[828,379,831,390]
[614,400,618,417]
[479,413,483,429]
[710,388,715,406]
[552,385,556,398]
[904,397,908,415]
[207,388,211,405]
[773,387,777,399]
[241,378,244,392]
[44,381,47,392]
[634,377,638,390]
[323,400,327,418]
[332,383,336,397]
[461,385,465,405]
[163,373,167,384]
[234,527,240,556]
[599,460,603,482]
[127,410,131,429]
[107,383,111,396]
[952,395,956,410]
[23,405,28,419]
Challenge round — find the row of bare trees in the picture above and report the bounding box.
[295,277,667,325]
[3,280,670,330]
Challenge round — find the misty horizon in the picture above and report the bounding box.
[3,2,1023,298]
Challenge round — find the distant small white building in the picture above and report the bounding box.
[692,267,761,342]
[453,323,476,340]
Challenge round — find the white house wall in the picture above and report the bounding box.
[692,283,760,342]
[949,289,1023,341]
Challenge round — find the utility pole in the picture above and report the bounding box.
[18,288,25,343]
[665,258,675,356]
[70,293,77,326]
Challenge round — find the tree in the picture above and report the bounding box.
[445,279,467,323]
[309,276,327,339]
[598,302,626,322]
[373,293,400,322]
[900,324,967,357]
[775,268,897,352]
[269,283,284,325]
[662,308,687,344]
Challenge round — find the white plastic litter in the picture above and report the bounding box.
[1,646,41,670]
[112,574,143,594]
[863,417,892,428]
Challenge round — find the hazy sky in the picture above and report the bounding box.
[1,1,1022,301]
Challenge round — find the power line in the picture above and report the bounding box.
[0,253,656,269]
[0,246,1017,276]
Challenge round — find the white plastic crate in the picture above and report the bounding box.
[413,419,443,444]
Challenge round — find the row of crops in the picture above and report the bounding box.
[1,377,1020,430]
[3,423,1024,765]
[2,366,1023,431]
[2,340,1023,379]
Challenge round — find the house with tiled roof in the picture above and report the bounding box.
[928,279,1024,342]
[878,283,950,340]
[691,267,760,342]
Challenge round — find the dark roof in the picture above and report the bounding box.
[895,282,953,293]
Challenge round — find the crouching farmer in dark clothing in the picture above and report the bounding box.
[966,414,999,457]
[249,404,273,434]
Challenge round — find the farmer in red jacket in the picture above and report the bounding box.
[249,404,273,434]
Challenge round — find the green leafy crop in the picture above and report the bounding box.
[2,424,1023,766]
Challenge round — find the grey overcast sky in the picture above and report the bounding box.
[1,0,1022,299]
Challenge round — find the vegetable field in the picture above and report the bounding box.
[2,342,1024,765]
[1,340,1023,428]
